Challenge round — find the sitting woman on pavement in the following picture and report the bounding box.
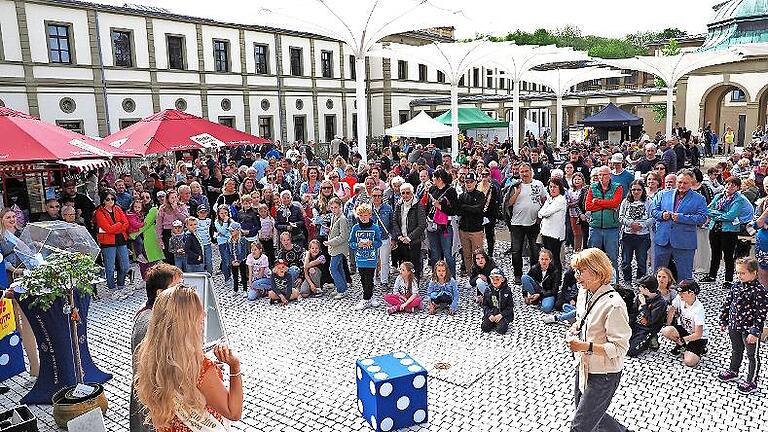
[521,248,561,313]
[542,268,579,324]
[469,250,497,303]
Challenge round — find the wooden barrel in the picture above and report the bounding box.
[51,383,108,429]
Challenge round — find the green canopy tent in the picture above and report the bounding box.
[435,107,509,129]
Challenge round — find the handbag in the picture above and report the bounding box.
[426,187,451,232]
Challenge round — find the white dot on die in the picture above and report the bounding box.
[367,365,381,373]
[356,367,362,380]
[9,334,20,346]
[0,354,8,366]
[413,375,426,389]
[357,399,363,413]
[413,409,426,423]
[379,382,393,397]
[373,372,388,380]
[397,396,410,410]
[400,358,414,366]
[408,365,422,373]
[369,381,376,396]
[380,417,394,431]
[370,415,377,430]
[393,352,407,359]
[361,359,375,366]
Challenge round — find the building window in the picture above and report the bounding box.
[111,29,133,67]
[352,114,357,139]
[56,120,84,134]
[218,116,235,128]
[418,64,427,82]
[321,50,333,78]
[293,116,306,142]
[349,55,356,80]
[213,40,230,72]
[47,23,72,64]
[167,35,185,70]
[120,119,139,129]
[254,44,269,74]
[289,47,303,76]
[324,115,336,143]
[624,70,636,84]
[499,78,505,90]
[437,70,445,83]
[258,116,273,139]
[458,76,465,87]
[472,68,479,87]
[397,60,407,80]
[486,70,493,88]
[731,89,746,102]
[399,111,409,125]
[531,112,537,122]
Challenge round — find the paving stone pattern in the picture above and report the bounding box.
[1,241,766,432]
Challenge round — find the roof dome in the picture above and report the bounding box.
[710,0,768,25]
[701,0,768,50]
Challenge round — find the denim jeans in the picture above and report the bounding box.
[521,275,555,313]
[202,244,213,275]
[557,304,577,321]
[330,254,348,293]
[186,264,204,272]
[588,227,618,282]
[571,371,625,432]
[248,276,271,300]
[428,226,455,278]
[375,238,392,285]
[475,279,490,295]
[102,245,130,291]
[218,243,232,280]
[174,256,186,272]
[621,233,650,282]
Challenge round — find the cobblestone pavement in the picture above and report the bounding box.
[2,241,766,432]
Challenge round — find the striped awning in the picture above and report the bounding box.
[57,158,119,171]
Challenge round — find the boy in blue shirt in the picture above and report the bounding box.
[348,203,382,310]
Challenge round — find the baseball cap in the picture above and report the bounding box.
[610,153,624,164]
[196,204,209,213]
[172,220,183,227]
[637,275,658,293]
[275,259,288,267]
[676,279,700,295]
[464,172,478,182]
[229,222,241,231]
[489,268,505,279]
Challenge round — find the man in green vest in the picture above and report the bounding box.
[585,166,623,283]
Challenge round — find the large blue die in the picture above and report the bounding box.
[356,352,428,431]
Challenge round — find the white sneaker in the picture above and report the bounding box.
[542,314,557,324]
[353,299,370,310]
[369,298,381,308]
[334,292,346,300]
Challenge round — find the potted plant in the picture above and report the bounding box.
[19,252,108,428]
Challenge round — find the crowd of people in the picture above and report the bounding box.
[4,125,768,431]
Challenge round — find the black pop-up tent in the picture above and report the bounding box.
[578,103,643,142]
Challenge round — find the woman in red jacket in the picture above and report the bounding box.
[95,189,131,300]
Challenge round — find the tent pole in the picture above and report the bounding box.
[556,94,564,150]
[513,80,521,153]
[666,86,674,139]
[450,84,459,159]
[355,56,368,162]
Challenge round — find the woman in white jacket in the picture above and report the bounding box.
[538,178,568,270]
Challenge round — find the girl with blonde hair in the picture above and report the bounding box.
[135,284,242,431]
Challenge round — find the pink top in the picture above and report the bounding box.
[155,204,189,237]
[126,211,145,233]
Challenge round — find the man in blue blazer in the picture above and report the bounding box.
[650,169,708,281]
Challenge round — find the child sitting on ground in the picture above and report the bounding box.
[300,239,326,297]
[521,248,561,313]
[126,200,147,263]
[542,268,579,324]
[168,220,186,271]
[268,259,301,305]
[427,260,459,315]
[277,231,305,285]
[183,217,205,272]
[384,261,421,315]
[481,268,515,335]
[661,279,709,368]
[717,257,768,394]
[627,275,668,357]
[246,241,271,301]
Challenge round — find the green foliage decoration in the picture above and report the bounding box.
[19,252,100,311]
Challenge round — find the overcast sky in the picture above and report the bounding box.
[94,0,722,39]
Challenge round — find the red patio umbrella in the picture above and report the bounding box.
[102,109,271,156]
[0,107,134,162]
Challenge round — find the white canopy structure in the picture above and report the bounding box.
[385,111,452,139]
[368,40,508,158]
[523,67,625,146]
[600,50,743,138]
[491,46,590,151]
[165,0,464,161]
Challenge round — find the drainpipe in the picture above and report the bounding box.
[93,11,112,136]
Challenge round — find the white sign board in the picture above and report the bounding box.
[189,133,227,149]
[183,272,227,351]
